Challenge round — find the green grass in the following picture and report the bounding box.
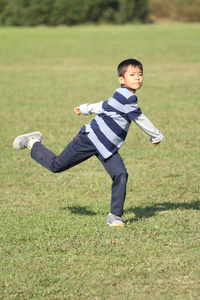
[0,24,200,299]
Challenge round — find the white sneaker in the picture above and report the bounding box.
[107,213,124,227]
[13,131,43,150]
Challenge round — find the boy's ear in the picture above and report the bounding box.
[118,76,125,85]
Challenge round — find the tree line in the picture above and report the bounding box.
[0,0,149,26]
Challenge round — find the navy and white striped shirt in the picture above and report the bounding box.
[81,87,142,159]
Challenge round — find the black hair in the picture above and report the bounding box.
[117,59,143,77]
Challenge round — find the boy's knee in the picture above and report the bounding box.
[121,171,128,183]
[122,171,128,183]
[51,165,64,173]
[112,169,128,183]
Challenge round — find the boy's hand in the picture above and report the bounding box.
[150,138,161,145]
[74,107,81,115]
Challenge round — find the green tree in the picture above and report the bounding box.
[0,0,149,26]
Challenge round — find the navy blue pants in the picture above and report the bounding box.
[31,132,128,216]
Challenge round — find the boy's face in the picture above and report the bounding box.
[118,65,143,93]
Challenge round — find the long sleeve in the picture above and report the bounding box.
[79,101,104,115]
[133,113,164,143]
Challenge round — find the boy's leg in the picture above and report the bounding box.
[98,152,128,217]
[31,132,97,173]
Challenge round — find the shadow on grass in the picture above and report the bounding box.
[61,200,199,220]
[62,206,97,216]
[125,200,200,223]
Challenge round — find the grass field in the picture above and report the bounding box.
[0,23,200,299]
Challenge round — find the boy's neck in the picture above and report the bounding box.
[121,85,136,94]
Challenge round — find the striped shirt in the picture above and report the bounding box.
[81,87,142,159]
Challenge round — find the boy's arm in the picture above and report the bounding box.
[74,101,104,115]
[133,113,164,144]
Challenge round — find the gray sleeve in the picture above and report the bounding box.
[79,102,103,115]
[133,113,164,143]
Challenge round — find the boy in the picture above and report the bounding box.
[13,59,163,227]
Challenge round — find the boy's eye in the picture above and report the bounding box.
[130,73,143,77]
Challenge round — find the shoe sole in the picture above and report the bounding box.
[107,223,124,227]
[13,131,43,150]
